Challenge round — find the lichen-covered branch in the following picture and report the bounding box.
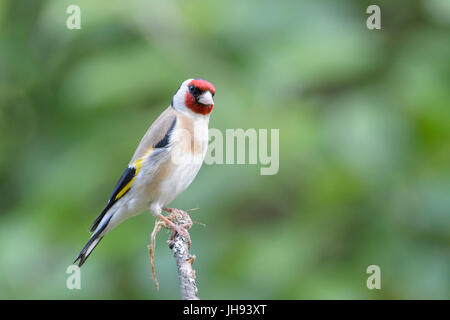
[149,208,199,300]
[168,218,199,300]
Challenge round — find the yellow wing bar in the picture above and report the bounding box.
[114,147,154,201]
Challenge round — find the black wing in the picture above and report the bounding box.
[89,166,136,232]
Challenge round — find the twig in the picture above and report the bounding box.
[149,220,163,291]
[149,208,199,300]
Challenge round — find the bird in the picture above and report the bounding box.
[74,78,215,267]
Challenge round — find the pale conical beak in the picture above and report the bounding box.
[198,91,214,105]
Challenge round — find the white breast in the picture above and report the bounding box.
[156,116,209,206]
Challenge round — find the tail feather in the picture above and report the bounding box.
[74,236,104,267]
[74,215,112,267]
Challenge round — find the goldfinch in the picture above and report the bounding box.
[74,78,215,267]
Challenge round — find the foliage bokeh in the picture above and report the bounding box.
[0,0,449,299]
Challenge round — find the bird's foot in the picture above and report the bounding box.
[158,208,192,248]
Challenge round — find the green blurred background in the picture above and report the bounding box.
[0,0,449,299]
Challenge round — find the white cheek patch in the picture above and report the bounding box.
[172,79,193,110]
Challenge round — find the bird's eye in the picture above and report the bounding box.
[189,85,202,96]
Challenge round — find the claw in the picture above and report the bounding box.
[156,211,192,248]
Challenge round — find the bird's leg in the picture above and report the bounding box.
[156,210,192,248]
[162,207,193,231]
[162,207,174,213]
